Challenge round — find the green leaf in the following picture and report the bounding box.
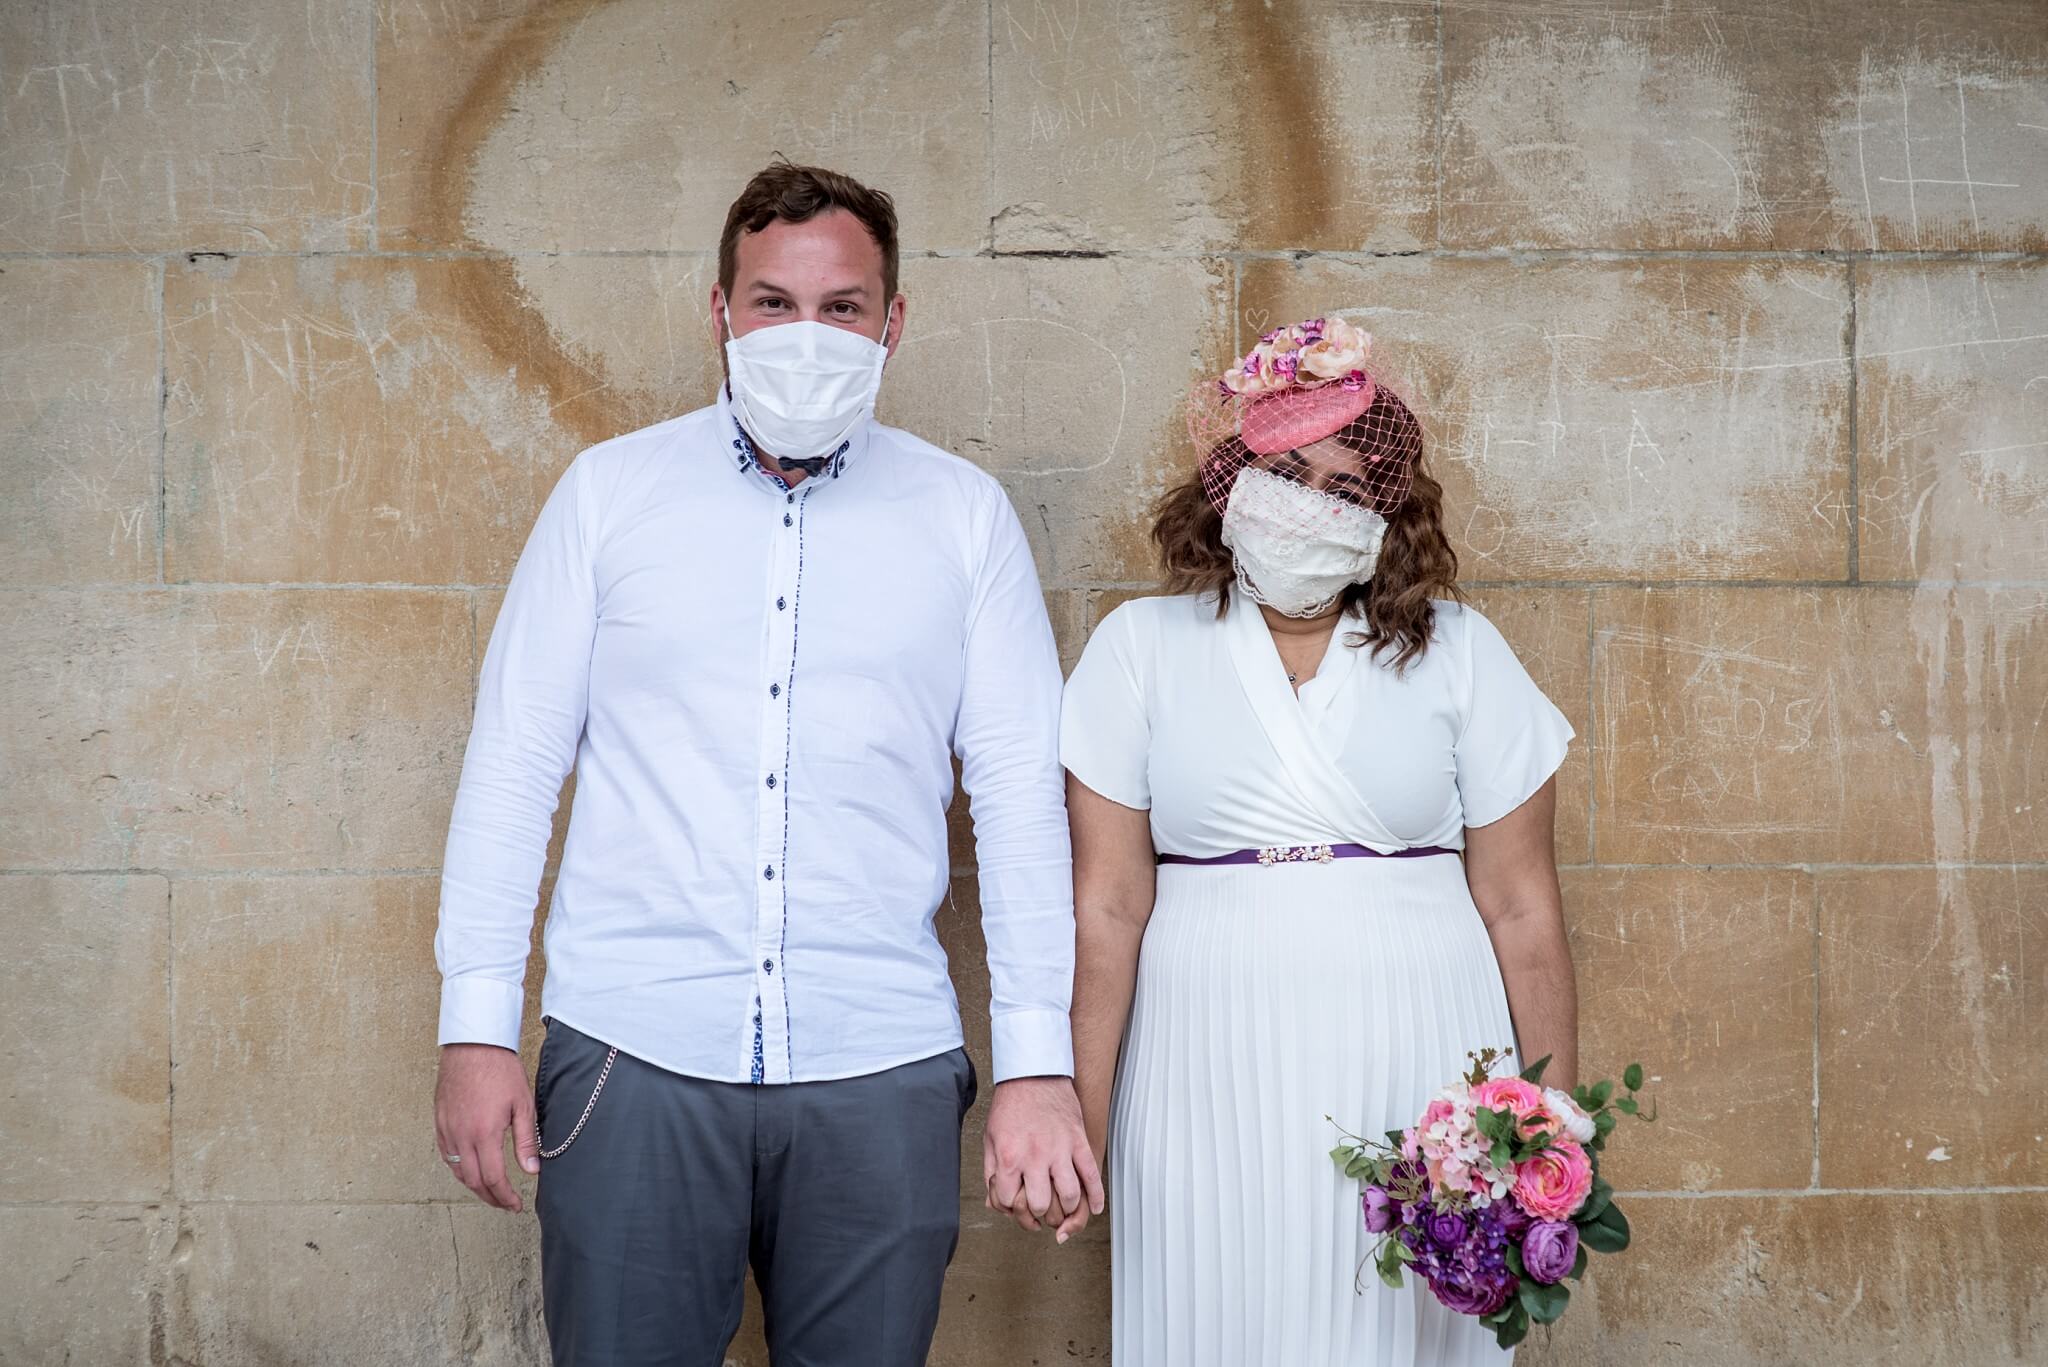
[1580,1220,1628,1254]
[1331,1144,1353,1164]
[1505,1245,1529,1280]
[1345,1155,1375,1180]
[1519,1053,1553,1086]
[1490,1138,1512,1171]
[1623,1062,1644,1092]
[1519,1278,1571,1324]
[1377,1259,1406,1290]
[1493,1309,1530,1350]
[1385,1129,1407,1150]
[1588,1079,1614,1108]
[1594,1109,1618,1137]
[1569,1245,1589,1282]
[1578,1177,1613,1224]
[1393,1240,1418,1264]
[1581,1202,1631,1253]
[1614,1097,1639,1116]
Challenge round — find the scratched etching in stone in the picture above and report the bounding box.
[878,255,1232,584]
[1242,256,1853,580]
[1857,261,2048,581]
[992,0,1436,251]
[0,590,473,872]
[1594,587,2045,866]
[163,255,710,584]
[0,2,373,251]
[1442,0,2048,251]
[1563,867,1816,1191]
[0,260,160,584]
[1818,867,2047,1190]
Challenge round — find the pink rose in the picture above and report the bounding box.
[1471,1076,1552,1137]
[1512,1140,1593,1221]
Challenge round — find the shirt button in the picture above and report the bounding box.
[776,596,786,611]
[764,865,775,881]
[763,958,775,974]
[766,774,777,789]
[770,683,781,698]
[783,513,793,527]
[786,492,795,505]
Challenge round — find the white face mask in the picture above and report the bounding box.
[1220,467,1387,618]
[723,307,892,460]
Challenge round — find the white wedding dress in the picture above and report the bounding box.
[1061,592,1573,1367]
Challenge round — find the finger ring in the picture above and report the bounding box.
[444,1153,463,1164]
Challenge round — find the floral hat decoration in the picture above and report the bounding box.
[1191,315,1423,517]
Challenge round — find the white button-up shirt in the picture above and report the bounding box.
[435,390,1074,1085]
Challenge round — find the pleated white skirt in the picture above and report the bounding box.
[1110,856,1518,1367]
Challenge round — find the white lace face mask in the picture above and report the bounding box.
[1220,467,1387,618]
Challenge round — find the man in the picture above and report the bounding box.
[432,163,1100,1366]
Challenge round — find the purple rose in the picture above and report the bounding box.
[1426,1270,1515,1318]
[1521,1219,1579,1285]
[1425,1209,1470,1250]
[1363,1186,1395,1234]
[1496,1201,1534,1238]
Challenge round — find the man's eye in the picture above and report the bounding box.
[759,298,786,310]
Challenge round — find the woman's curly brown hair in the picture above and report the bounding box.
[1151,425,1460,672]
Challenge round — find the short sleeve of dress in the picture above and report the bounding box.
[1453,606,1575,829]
[1059,604,1151,811]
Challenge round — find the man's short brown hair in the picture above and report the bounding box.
[719,163,900,302]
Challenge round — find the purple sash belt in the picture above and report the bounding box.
[1156,842,1458,867]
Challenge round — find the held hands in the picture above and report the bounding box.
[983,1076,1105,1243]
[434,1043,540,1212]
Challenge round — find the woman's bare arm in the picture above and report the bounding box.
[1463,777,1578,1091]
[1068,773,1158,1170]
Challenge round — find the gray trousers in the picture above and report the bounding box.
[534,1018,977,1367]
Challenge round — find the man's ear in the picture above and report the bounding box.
[884,294,907,358]
[708,285,728,346]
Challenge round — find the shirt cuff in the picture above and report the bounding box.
[437,974,526,1052]
[990,1008,1074,1084]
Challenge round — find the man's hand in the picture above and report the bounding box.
[983,1076,1104,1242]
[434,1043,539,1211]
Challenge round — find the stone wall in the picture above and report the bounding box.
[3,1,2044,1363]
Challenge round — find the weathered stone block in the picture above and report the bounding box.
[991,0,1436,252]
[1524,1193,2048,1365]
[1819,867,2046,1188]
[0,874,170,1202]
[171,876,448,1200]
[377,0,988,252]
[1466,588,1593,863]
[0,1205,173,1364]
[1240,257,1853,581]
[164,254,714,585]
[1562,867,1815,1192]
[1442,1,2048,252]
[1592,587,2045,864]
[0,0,372,250]
[1857,261,2048,581]
[0,260,159,584]
[882,255,1232,585]
[0,589,472,870]
[164,1203,538,1366]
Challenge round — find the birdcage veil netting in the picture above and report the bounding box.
[1189,378,1424,544]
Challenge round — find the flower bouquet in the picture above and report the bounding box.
[1330,1049,1655,1349]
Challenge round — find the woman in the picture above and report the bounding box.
[1064,318,1577,1366]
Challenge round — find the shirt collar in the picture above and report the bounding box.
[715,382,876,493]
